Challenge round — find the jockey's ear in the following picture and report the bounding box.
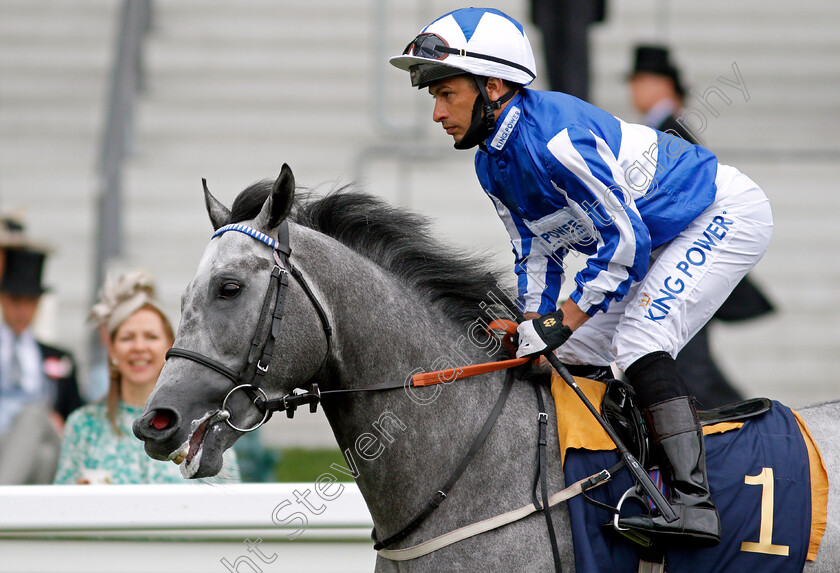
[202,178,231,231]
[256,163,296,231]
[485,77,508,102]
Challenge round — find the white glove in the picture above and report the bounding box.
[515,311,573,358]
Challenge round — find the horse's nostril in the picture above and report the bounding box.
[133,408,181,446]
[151,411,172,430]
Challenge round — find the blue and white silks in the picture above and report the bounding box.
[475,89,718,316]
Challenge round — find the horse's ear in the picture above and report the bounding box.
[203,178,231,231]
[257,163,295,230]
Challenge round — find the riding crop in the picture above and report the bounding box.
[544,353,679,524]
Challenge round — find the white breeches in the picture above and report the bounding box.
[555,164,773,372]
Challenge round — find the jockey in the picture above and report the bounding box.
[390,7,773,546]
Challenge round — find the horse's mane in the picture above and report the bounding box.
[228,181,518,330]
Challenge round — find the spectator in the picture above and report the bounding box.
[531,0,607,101]
[0,247,82,484]
[628,45,694,141]
[54,271,240,484]
[628,45,775,408]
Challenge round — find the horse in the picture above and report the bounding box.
[133,165,840,572]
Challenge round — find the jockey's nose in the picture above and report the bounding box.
[132,407,181,443]
[432,98,447,123]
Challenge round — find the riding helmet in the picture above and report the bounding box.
[389,8,537,150]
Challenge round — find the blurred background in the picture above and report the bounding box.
[1,0,838,471]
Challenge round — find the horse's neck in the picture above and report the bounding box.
[295,226,495,391]
[295,230,568,548]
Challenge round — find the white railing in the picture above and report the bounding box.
[0,483,376,573]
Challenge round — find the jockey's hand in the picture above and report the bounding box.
[515,310,573,358]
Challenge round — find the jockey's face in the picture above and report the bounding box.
[429,76,479,144]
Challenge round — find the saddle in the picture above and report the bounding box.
[600,378,772,470]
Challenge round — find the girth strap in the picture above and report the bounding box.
[377,466,614,561]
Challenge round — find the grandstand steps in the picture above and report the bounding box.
[0,0,835,443]
[0,0,115,370]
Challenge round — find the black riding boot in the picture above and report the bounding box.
[619,352,721,546]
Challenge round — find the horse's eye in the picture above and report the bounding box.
[219,282,241,299]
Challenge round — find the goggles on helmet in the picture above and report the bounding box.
[403,33,536,82]
[403,33,451,61]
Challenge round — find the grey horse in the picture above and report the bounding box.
[134,165,840,572]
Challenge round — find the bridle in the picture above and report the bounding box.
[165,220,333,432]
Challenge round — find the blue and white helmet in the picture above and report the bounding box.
[390,8,537,88]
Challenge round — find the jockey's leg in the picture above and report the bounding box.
[554,285,631,381]
[611,164,771,545]
[621,351,721,544]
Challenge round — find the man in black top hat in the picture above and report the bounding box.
[627,44,775,408]
[628,45,697,143]
[0,247,82,483]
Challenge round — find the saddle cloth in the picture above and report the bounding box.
[552,375,828,573]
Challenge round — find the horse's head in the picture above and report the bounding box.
[133,164,331,478]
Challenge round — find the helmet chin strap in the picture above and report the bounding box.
[454,76,517,150]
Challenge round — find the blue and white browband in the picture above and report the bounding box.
[212,224,277,249]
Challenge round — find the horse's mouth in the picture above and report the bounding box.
[170,411,224,478]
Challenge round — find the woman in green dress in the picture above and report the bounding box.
[54,271,240,484]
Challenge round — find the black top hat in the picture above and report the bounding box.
[1,248,49,296]
[629,44,685,96]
